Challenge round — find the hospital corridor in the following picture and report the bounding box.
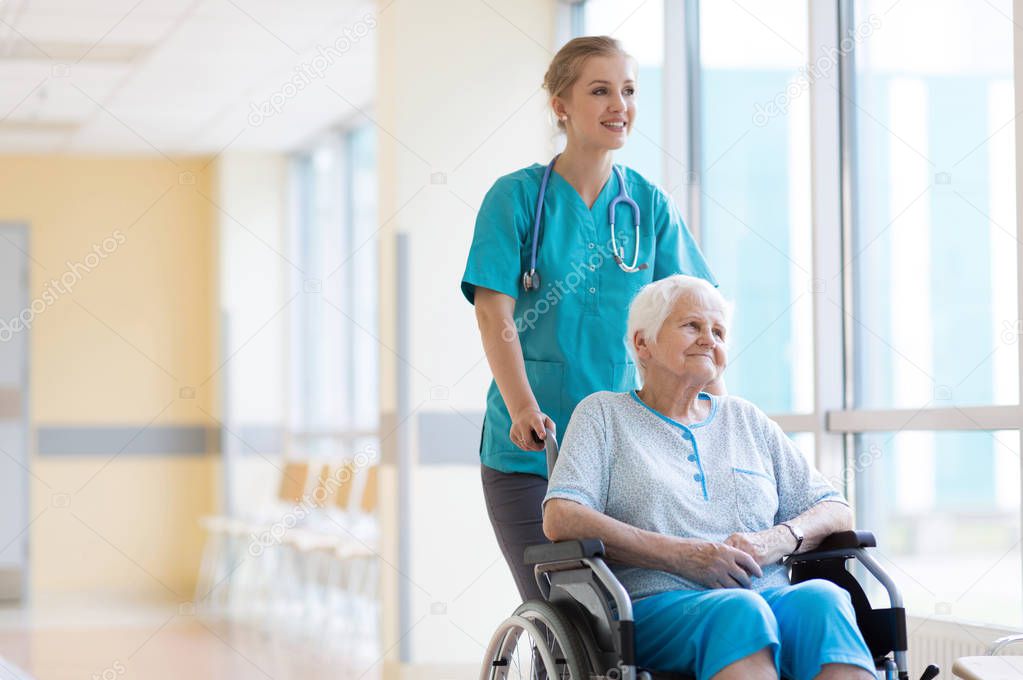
[0,1,1023,679]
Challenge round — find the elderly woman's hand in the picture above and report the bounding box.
[724,527,794,567]
[670,539,764,589]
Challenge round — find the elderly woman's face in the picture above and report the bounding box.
[640,295,727,386]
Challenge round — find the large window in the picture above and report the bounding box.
[847,0,1019,626]
[698,1,814,414]
[289,125,379,457]
[856,431,1021,626]
[578,0,1023,629]
[851,0,1018,410]
[580,1,814,413]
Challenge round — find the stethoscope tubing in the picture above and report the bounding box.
[523,154,645,291]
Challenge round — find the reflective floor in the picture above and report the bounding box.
[0,598,392,680]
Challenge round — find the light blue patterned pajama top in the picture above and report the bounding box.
[543,390,847,600]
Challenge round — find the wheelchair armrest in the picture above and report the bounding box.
[787,528,908,663]
[790,530,877,562]
[524,539,605,566]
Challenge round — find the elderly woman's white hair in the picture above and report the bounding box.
[626,275,733,383]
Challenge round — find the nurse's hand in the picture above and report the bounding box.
[509,407,554,452]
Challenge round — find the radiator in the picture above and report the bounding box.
[908,616,1022,678]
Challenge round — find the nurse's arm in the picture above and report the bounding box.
[543,498,763,589]
[474,287,553,448]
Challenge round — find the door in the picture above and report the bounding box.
[0,224,29,601]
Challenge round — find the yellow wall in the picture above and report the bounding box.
[0,155,220,599]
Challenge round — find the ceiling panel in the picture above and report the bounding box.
[0,0,375,153]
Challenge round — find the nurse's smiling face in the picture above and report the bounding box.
[636,295,728,388]
[553,53,637,150]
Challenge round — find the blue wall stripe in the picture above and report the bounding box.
[417,410,483,465]
[37,425,215,456]
[37,415,485,461]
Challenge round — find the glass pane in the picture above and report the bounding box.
[855,431,1021,626]
[290,139,351,438]
[348,126,380,430]
[851,0,1018,408]
[581,0,665,186]
[788,432,815,467]
[699,1,814,414]
[288,127,384,449]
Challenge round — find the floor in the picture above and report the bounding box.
[0,596,428,680]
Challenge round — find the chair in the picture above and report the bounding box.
[278,460,380,640]
[195,460,312,615]
[952,635,1023,679]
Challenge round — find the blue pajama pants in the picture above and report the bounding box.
[632,579,876,680]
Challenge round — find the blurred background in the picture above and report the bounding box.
[0,0,1021,678]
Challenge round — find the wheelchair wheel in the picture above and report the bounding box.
[480,599,593,680]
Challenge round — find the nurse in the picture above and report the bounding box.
[461,35,720,602]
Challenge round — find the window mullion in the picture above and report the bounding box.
[809,0,848,488]
[1011,0,1023,624]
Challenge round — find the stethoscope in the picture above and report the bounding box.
[522,154,647,291]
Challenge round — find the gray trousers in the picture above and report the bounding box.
[481,463,550,602]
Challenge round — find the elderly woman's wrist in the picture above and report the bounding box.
[774,524,799,555]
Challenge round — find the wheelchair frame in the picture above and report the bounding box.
[479,427,940,680]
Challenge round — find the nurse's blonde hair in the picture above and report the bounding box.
[626,275,733,383]
[543,36,634,132]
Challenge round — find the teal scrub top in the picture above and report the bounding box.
[461,162,716,478]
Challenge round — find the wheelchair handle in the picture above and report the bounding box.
[544,423,558,478]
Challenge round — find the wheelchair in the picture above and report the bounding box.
[479,429,942,680]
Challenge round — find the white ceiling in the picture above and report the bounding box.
[0,0,377,154]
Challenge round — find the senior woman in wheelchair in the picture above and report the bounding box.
[542,275,875,680]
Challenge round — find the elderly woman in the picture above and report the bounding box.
[543,275,875,680]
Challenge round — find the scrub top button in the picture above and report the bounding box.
[588,242,595,249]
[589,264,595,271]
[589,287,596,294]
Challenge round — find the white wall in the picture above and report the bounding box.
[215,153,290,515]
[375,0,559,668]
